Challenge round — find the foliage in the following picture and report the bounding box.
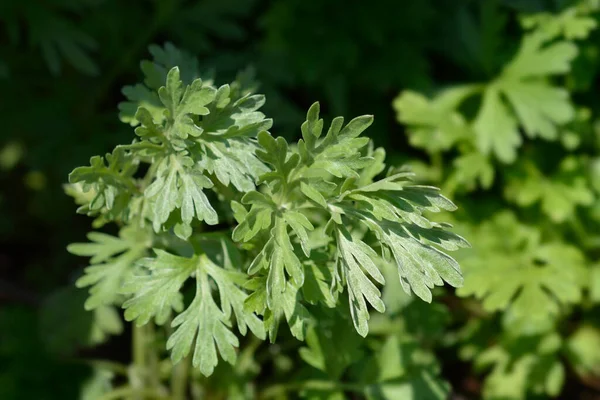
[395,1,600,398]
[3,0,600,399]
[64,41,467,397]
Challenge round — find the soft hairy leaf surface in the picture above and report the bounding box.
[68,226,151,310]
[128,251,266,376]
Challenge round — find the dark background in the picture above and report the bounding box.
[1,0,597,399]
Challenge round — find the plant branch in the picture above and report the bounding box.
[131,323,147,399]
[170,354,191,400]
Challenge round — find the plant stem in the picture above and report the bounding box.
[147,323,162,391]
[259,380,364,399]
[133,324,147,370]
[171,354,191,400]
[132,323,147,400]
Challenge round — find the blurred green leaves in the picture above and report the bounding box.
[396,27,581,165]
[68,225,152,310]
[394,1,600,398]
[0,0,100,75]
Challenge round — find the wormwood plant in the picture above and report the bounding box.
[66,46,467,398]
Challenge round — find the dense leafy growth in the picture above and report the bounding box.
[394,1,600,398]
[4,0,600,399]
[64,44,466,397]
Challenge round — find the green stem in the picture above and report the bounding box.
[132,323,147,400]
[146,323,161,391]
[134,324,147,368]
[259,380,364,399]
[171,354,191,400]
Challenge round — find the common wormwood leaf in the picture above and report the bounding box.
[257,216,305,307]
[451,152,495,190]
[504,157,594,222]
[474,33,577,161]
[521,5,598,40]
[68,226,152,310]
[244,277,310,342]
[473,86,521,163]
[143,43,209,89]
[196,87,272,191]
[459,243,585,317]
[123,65,272,235]
[566,325,600,380]
[124,250,264,376]
[300,181,328,208]
[339,176,467,298]
[301,107,375,179]
[336,226,386,337]
[395,23,582,167]
[68,148,138,218]
[393,87,477,153]
[456,213,586,328]
[168,269,238,376]
[119,43,212,125]
[163,71,215,139]
[121,250,189,326]
[145,154,218,232]
[503,32,578,78]
[119,84,163,127]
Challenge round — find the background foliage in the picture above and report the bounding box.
[2,0,600,399]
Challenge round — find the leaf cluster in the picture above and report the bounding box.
[66,43,466,396]
[394,2,600,398]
